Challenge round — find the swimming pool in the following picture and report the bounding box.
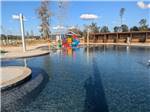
[1,45,150,112]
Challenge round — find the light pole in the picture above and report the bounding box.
[12,13,26,52]
[19,13,26,52]
[87,28,90,46]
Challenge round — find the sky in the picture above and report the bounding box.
[1,0,150,35]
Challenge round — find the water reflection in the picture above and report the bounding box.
[84,45,117,54]
[84,46,104,62]
[23,58,27,67]
[126,46,130,55]
[62,48,78,60]
[1,58,28,67]
[86,47,90,64]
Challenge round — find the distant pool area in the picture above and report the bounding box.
[1,45,150,112]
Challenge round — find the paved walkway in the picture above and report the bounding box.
[0,44,50,59]
[1,49,50,59]
[0,66,31,89]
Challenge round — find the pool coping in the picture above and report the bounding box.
[1,67,49,112]
[79,43,150,47]
[0,50,50,60]
[0,66,32,90]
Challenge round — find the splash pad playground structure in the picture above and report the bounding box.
[50,31,80,49]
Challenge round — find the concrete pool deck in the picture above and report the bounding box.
[0,44,50,59]
[1,68,49,111]
[0,66,31,89]
[0,49,50,59]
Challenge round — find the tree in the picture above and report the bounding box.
[68,27,83,37]
[88,22,100,33]
[114,26,120,32]
[30,30,34,37]
[130,26,139,31]
[120,8,125,26]
[37,0,51,39]
[26,31,30,38]
[139,19,148,31]
[100,26,110,33]
[121,24,128,32]
[82,23,100,38]
[82,28,87,39]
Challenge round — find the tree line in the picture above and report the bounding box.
[68,18,150,38]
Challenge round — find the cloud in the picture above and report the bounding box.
[80,14,98,20]
[53,25,65,30]
[148,3,150,8]
[12,15,20,19]
[12,14,27,21]
[37,26,41,29]
[137,1,150,9]
[68,26,76,29]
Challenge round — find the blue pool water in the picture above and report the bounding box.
[2,45,150,112]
